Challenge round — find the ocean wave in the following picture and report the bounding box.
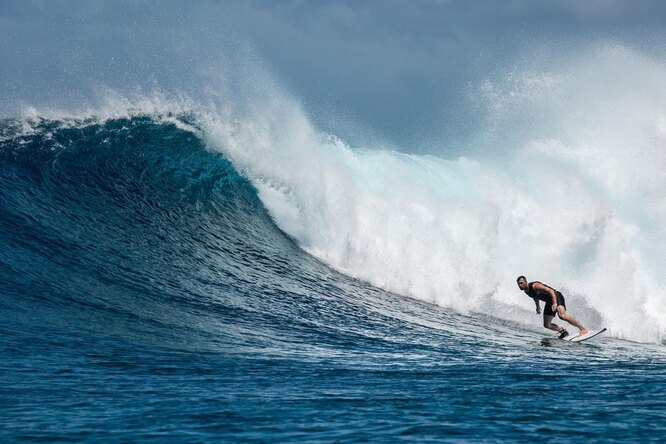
[2,48,665,346]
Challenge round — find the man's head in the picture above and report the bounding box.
[516,275,528,290]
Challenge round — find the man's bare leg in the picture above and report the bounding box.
[543,315,564,333]
[556,306,588,337]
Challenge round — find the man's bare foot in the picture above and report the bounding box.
[577,328,589,337]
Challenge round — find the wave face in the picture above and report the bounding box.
[1,112,666,442]
[0,114,320,351]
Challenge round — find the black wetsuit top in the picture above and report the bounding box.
[526,282,566,316]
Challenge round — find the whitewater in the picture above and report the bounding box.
[197,46,666,344]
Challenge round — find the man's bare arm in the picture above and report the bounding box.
[533,282,558,309]
[532,297,541,314]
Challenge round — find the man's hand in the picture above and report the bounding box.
[536,307,541,315]
[551,303,558,312]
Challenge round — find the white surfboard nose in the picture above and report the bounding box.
[562,328,607,343]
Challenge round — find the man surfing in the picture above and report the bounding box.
[516,276,588,339]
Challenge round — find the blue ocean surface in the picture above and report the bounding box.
[1,116,665,442]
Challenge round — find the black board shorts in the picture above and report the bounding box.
[543,292,566,317]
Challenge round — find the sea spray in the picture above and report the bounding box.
[202,45,666,343]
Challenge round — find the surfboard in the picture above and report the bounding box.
[562,328,607,343]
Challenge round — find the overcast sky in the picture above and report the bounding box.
[2,0,666,150]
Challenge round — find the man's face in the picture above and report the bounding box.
[517,278,528,290]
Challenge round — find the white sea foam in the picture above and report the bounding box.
[7,90,200,138]
[202,45,666,343]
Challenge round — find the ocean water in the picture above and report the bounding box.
[1,112,665,443]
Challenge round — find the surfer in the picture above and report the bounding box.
[516,276,588,339]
